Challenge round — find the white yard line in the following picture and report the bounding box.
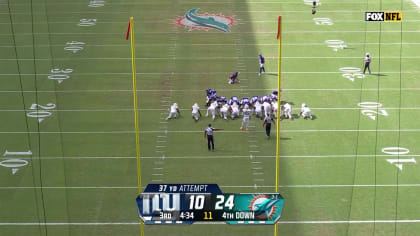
[2,107,420,112]
[1,56,418,61]
[0,30,419,36]
[0,71,417,76]
[2,154,419,160]
[2,42,420,48]
[1,88,420,93]
[0,9,418,15]
[2,129,420,134]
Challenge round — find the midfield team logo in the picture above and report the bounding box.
[176,8,235,32]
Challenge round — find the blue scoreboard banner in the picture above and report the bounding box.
[136,184,284,225]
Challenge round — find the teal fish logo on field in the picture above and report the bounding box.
[176,8,235,32]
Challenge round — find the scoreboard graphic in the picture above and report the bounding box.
[136,184,285,225]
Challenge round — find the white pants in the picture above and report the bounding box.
[192,112,199,121]
[231,110,239,119]
[220,109,228,119]
[272,108,278,118]
[255,109,263,117]
[206,107,216,119]
[302,111,312,119]
[167,111,177,119]
[241,117,249,129]
[265,110,271,118]
[284,109,291,119]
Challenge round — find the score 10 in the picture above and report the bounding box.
[187,194,235,210]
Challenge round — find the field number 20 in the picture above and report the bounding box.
[339,67,365,82]
[357,102,388,120]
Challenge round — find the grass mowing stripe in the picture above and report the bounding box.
[2,56,420,60]
[1,154,419,160]
[3,42,420,47]
[2,30,420,35]
[2,129,420,134]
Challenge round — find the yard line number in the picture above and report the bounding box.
[357,102,388,120]
[325,40,347,52]
[64,41,85,53]
[0,150,31,175]
[382,147,416,170]
[339,67,365,82]
[26,103,56,123]
[313,18,333,25]
[304,0,321,6]
[48,68,73,84]
[78,19,97,27]
[88,0,105,7]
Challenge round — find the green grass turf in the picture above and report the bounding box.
[1,0,420,235]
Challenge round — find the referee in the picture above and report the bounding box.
[263,114,275,138]
[363,53,371,75]
[204,124,222,151]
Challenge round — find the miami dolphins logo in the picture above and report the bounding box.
[248,195,279,220]
[176,8,235,32]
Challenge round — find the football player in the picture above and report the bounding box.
[263,100,272,118]
[192,103,202,121]
[272,100,279,118]
[300,103,313,120]
[206,100,218,120]
[240,104,252,131]
[218,96,227,104]
[166,103,180,120]
[258,53,265,76]
[261,95,269,103]
[229,96,240,106]
[220,103,230,120]
[240,97,250,108]
[283,102,292,119]
[228,71,240,84]
[231,103,240,119]
[254,100,263,119]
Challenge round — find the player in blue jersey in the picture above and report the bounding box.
[229,96,239,106]
[258,53,265,76]
[270,93,278,102]
[206,91,217,107]
[240,97,250,108]
[218,96,227,104]
[261,95,269,103]
[251,96,259,104]
[228,71,240,84]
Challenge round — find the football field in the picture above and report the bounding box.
[1,0,420,235]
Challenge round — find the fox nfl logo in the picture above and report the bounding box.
[365,12,402,22]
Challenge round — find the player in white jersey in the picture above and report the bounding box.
[240,105,252,131]
[263,101,271,118]
[206,100,218,120]
[272,100,278,118]
[254,100,263,119]
[191,103,202,121]
[166,103,180,120]
[300,103,313,119]
[220,104,230,120]
[231,103,240,119]
[283,102,292,119]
